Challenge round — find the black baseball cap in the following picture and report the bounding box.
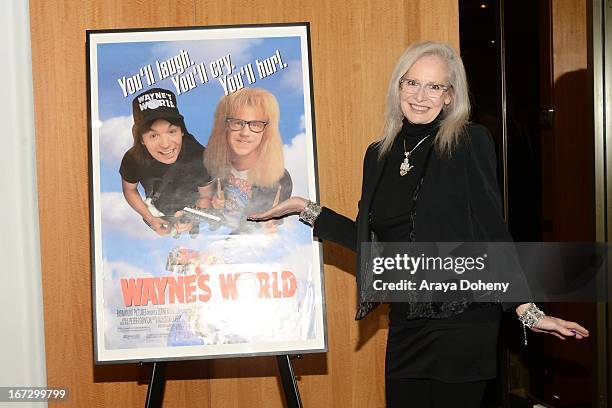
[132,88,184,127]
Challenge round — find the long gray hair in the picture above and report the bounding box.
[378,41,471,159]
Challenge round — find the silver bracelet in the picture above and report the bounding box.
[518,303,545,346]
[299,200,322,227]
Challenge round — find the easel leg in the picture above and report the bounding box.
[145,361,167,408]
[276,355,303,408]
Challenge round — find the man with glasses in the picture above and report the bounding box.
[202,87,292,234]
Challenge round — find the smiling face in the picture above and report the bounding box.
[226,105,267,166]
[141,119,184,164]
[400,54,452,124]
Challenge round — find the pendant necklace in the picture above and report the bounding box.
[400,135,431,176]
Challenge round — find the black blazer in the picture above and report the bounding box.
[313,124,521,319]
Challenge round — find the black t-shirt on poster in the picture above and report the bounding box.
[119,134,212,215]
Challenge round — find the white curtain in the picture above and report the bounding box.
[0,0,47,404]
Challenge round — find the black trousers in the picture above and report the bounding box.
[385,377,487,408]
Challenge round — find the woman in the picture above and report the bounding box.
[203,87,292,234]
[120,87,212,236]
[250,42,589,407]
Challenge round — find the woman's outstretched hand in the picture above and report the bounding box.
[248,197,309,221]
[531,315,590,340]
[516,303,589,340]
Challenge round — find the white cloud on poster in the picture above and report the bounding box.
[98,115,133,165]
[101,192,157,240]
[105,259,152,279]
[275,242,316,278]
[278,59,304,94]
[283,133,310,198]
[272,242,321,339]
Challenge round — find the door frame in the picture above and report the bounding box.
[592,0,611,406]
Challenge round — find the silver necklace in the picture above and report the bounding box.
[400,135,431,176]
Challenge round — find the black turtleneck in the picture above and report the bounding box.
[370,115,443,331]
[370,116,440,241]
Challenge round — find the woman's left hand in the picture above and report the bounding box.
[248,197,308,220]
[531,315,589,340]
[516,304,589,340]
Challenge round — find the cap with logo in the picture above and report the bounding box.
[132,88,184,127]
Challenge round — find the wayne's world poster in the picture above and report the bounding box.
[87,24,326,363]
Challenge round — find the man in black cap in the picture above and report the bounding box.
[119,87,212,236]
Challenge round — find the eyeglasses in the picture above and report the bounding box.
[225,118,268,133]
[399,78,450,98]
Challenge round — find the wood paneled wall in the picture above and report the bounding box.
[30,1,458,406]
[538,1,595,405]
[540,0,592,242]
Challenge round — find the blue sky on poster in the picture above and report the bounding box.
[94,35,313,272]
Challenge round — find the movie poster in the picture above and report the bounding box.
[87,24,326,363]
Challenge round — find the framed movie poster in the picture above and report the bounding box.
[87,23,326,363]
